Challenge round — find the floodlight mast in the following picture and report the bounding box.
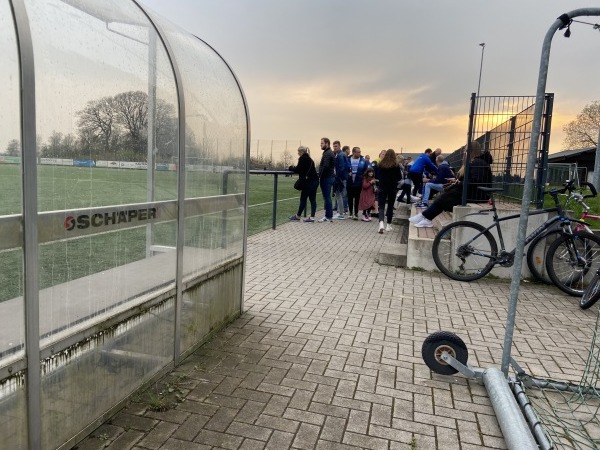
[476,43,485,99]
[501,8,600,377]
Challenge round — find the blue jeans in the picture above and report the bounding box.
[422,182,443,203]
[320,176,334,219]
[297,179,319,217]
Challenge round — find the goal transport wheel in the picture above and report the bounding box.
[421,331,468,375]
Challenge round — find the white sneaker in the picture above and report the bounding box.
[385,224,393,232]
[318,217,331,223]
[408,213,423,224]
[333,213,347,220]
[410,195,420,203]
[378,221,384,234]
[415,218,433,228]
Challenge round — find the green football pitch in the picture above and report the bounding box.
[0,164,304,301]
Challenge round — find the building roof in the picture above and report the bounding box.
[548,147,595,161]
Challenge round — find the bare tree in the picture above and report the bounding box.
[77,97,118,153]
[563,100,600,149]
[77,91,177,161]
[279,148,293,169]
[5,139,20,156]
[113,91,148,155]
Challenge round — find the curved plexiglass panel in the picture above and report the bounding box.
[24,0,178,447]
[149,13,247,274]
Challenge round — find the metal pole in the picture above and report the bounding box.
[594,127,600,189]
[272,174,278,229]
[134,0,187,364]
[462,93,477,206]
[500,8,600,376]
[536,94,554,207]
[477,43,485,98]
[146,29,157,257]
[10,1,42,447]
[483,369,538,450]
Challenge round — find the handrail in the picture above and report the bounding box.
[248,170,294,230]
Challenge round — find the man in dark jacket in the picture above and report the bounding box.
[318,137,335,222]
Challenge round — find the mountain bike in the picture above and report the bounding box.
[580,267,600,309]
[432,182,600,296]
[526,182,597,283]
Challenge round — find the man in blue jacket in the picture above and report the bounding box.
[408,148,438,197]
[417,155,455,207]
[332,141,349,219]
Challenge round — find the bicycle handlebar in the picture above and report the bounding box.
[580,181,598,198]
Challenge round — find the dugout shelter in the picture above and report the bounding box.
[1,1,249,448]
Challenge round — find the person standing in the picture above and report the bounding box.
[358,167,377,221]
[318,137,335,222]
[374,149,402,233]
[288,146,319,222]
[346,147,368,219]
[332,141,349,220]
[408,148,438,197]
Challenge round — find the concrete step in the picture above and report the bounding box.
[393,202,411,225]
[377,243,407,267]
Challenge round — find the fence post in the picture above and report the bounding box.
[594,127,600,189]
[222,170,229,248]
[462,93,477,206]
[536,93,554,207]
[272,174,279,229]
[504,116,517,194]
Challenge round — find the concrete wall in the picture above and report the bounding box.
[407,205,553,279]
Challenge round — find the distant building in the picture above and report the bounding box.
[547,147,595,182]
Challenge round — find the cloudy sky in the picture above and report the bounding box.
[137,0,600,158]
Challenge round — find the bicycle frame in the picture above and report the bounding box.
[458,189,591,263]
[577,211,600,233]
[461,207,562,259]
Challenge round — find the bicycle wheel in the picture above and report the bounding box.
[546,231,600,296]
[580,271,600,309]
[526,229,562,284]
[432,221,498,281]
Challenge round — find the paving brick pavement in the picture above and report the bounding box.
[78,215,600,449]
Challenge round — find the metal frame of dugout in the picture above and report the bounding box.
[2,1,250,449]
[421,8,600,450]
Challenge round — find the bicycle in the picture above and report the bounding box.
[431,181,600,297]
[526,182,597,284]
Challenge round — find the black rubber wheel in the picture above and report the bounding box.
[580,271,600,310]
[432,221,498,282]
[421,331,468,375]
[526,229,563,284]
[546,231,600,296]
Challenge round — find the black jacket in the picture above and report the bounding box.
[375,164,402,193]
[318,148,335,179]
[290,153,318,181]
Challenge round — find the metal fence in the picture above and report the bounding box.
[250,139,303,169]
[446,94,554,205]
